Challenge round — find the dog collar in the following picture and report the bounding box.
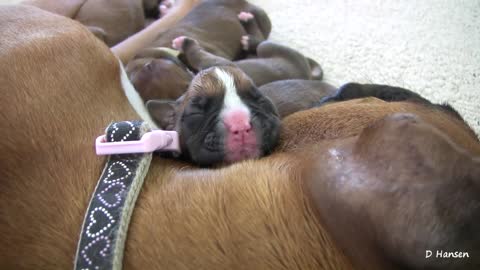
[74,121,178,270]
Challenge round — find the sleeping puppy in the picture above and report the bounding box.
[175,36,323,86]
[127,0,271,100]
[127,36,323,101]
[147,65,281,166]
[22,0,148,46]
[259,80,337,119]
[146,0,271,59]
[126,48,194,101]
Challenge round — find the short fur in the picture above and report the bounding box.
[22,0,147,46]
[1,6,479,270]
[127,0,272,101]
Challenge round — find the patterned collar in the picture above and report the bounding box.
[74,121,152,270]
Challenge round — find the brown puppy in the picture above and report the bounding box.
[1,5,479,270]
[127,0,272,101]
[126,48,194,101]
[23,0,147,46]
[146,0,271,59]
[128,37,323,102]
[175,36,323,85]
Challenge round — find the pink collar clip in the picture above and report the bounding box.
[95,130,180,155]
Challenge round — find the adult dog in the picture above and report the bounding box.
[0,5,478,270]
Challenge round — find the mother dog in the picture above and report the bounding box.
[0,5,478,270]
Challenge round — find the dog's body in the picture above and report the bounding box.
[22,0,148,46]
[1,5,479,270]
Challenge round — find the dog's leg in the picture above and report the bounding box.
[172,36,232,72]
[244,4,272,40]
[238,11,265,54]
[254,41,323,80]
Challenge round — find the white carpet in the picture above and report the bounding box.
[252,0,480,137]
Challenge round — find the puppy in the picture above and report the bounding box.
[23,0,148,46]
[147,66,281,166]
[259,80,337,119]
[128,36,323,102]
[127,0,271,100]
[176,36,323,85]
[146,0,271,59]
[126,48,194,101]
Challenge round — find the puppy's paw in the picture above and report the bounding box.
[241,35,250,51]
[172,36,199,52]
[238,11,254,22]
[241,35,262,52]
[159,0,174,17]
[172,36,186,50]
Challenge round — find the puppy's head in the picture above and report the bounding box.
[147,66,281,166]
[126,48,193,101]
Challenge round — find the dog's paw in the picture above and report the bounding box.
[238,11,254,22]
[241,35,250,51]
[172,36,186,50]
[159,0,174,17]
[172,36,198,52]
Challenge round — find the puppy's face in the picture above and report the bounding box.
[148,66,281,166]
[127,54,193,101]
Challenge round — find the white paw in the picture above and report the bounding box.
[172,36,186,50]
[241,35,249,51]
[238,12,254,22]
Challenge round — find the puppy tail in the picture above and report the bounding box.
[307,57,323,80]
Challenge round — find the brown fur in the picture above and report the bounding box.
[126,48,194,101]
[23,0,146,46]
[1,5,479,270]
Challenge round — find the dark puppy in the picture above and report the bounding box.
[148,0,271,59]
[127,0,271,101]
[128,36,323,101]
[175,36,323,86]
[147,66,281,166]
[259,80,337,118]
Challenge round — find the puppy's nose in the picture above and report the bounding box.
[223,109,252,137]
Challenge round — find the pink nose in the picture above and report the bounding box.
[223,110,252,137]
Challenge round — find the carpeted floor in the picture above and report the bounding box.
[4,0,479,136]
[252,0,480,136]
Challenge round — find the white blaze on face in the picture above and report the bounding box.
[214,68,251,118]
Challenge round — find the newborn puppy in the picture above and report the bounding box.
[126,48,194,101]
[175,36,323,86]
[128,1,271,100]
[143,0,271,60]
[23,0,147,46]
[259,80,337,119]
[147,66,281,166]
[128,36,323,102]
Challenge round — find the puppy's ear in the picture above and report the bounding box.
[146,100,177,130]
